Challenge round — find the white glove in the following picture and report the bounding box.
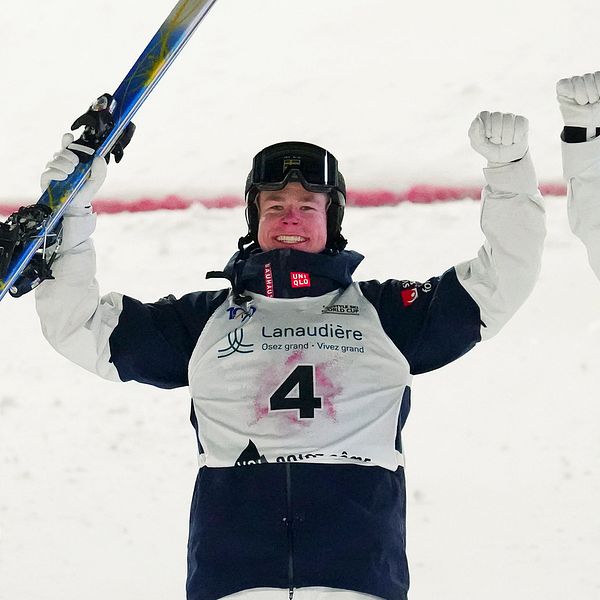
[41,133,107,252]
[468,111,529,165]
[41,132,107,217]
[556,72,600,128]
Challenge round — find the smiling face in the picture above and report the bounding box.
[256,182,329,253]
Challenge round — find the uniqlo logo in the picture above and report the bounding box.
[290,272,311,288]
[401,288,418,307]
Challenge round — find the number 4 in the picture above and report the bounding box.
[270,365,322,419]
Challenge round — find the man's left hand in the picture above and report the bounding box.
[469,111,529,165]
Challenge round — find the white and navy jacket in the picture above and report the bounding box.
[35,161,546,600]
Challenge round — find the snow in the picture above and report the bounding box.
[2,1,600,600]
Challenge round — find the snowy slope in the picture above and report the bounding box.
[1,200,599,600]
[2,2,600,600]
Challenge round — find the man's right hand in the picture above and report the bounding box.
[557,72,600,128]
[41,132,107,217]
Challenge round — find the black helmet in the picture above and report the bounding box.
[243,141,347,252]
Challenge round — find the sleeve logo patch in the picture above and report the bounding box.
[290,272,311,288]
[401,287,418,307]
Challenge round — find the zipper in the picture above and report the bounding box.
[285,462,295,600]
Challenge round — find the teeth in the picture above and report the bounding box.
[276,235,306,243]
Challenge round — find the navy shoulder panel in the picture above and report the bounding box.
[360,268,482,374]
[109,289,229,389]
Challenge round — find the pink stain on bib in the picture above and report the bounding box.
[285,351,304,367]
[315,363,342,421]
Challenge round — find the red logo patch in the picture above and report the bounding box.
[401,288,418,307]
[290,272,311,288]
[264,263,274,297]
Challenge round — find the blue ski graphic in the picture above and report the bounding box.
[0,0,218,302]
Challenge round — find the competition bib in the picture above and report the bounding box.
[188,283,412,471]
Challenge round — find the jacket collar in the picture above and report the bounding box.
[208,248,364,299]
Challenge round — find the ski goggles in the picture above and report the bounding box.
[246,141,344,195]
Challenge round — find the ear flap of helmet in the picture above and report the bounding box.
[245,187,260,243]
[326,188,347,251]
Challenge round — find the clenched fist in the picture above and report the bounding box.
[556,72,600,128]
[469,111,529,165]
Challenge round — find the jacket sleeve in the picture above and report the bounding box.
[35,235,228,389]
[562,134,600,280]
[361,152,546,375]
[454,151,546,341]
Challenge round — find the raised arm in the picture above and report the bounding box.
[362,112,546,375]
[456,111,546,340]
[557,71,600,280]
[34,135,223,388]
[34,134,123,380]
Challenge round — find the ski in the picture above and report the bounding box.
[0,0,218,302]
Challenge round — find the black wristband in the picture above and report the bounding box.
[561,126,600,143]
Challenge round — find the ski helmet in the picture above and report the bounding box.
[243,141,347,251]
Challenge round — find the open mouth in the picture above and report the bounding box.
[275,235,307,244]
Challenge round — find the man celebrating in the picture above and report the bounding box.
[557,71,600,280]
[35,111,545,600]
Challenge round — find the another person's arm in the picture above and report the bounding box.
[557,71,600,280]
